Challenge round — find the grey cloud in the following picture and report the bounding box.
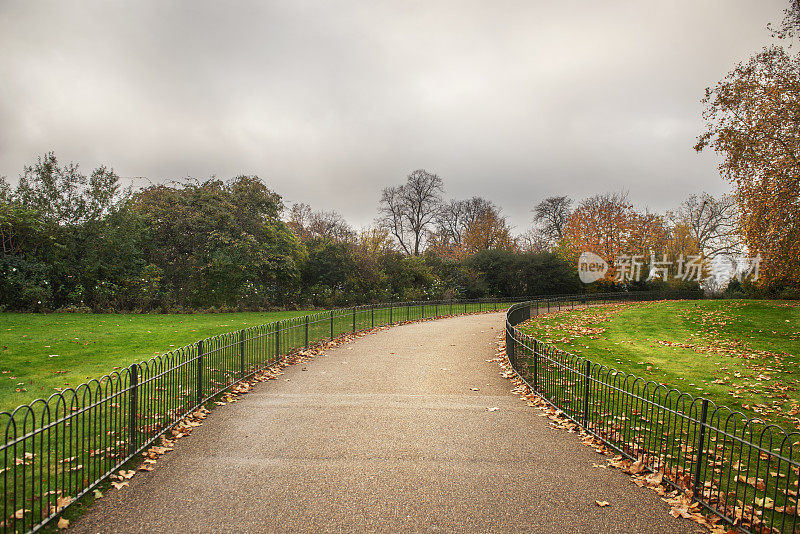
[0,0,784,230]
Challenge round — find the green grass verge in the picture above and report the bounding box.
[0,311,312,413]
[517,299,800,431]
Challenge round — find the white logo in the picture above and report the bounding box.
[578,252,609,283]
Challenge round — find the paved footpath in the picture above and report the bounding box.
[74,312,700,533]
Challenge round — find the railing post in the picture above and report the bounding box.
[352,307,356,333]
[330,310,334,340]
[694,398,710,492]
[450,301,453,315]
[239,329,245,379]
[304,316,309,349]
[371,305,374,329]
[275,321,281,363]
[407,304,410,321]
[422,303,425,318]
[196,340,204,407]
[435,303,438,317]
[533,339,538,391]
[129,364,138,455]
[583,359,591,427]
[389,304,393,324]
[479,301,482,312]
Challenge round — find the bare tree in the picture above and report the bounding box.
[532,195,572,248]
[288,202,354,242]
[435,196,495,251]
[378,169,443,255]
[517,228,549,253]
[672,193,743,258]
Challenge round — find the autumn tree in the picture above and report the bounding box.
[561,192,636,262]
[532,195,572,249]
[626,210,670,258]
[462,204,517,254]
[378,169,443,256]
[695,3,800,289]
[663,220,701,262]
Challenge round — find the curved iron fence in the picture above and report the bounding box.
[505,291,800,534]
[0,297,515,533]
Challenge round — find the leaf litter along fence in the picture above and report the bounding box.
[505,292,800,534]
[0,298,515,533]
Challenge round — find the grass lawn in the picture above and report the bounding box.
[517,299,800,432]
[0,310,312,412]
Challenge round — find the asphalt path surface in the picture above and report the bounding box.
[73,312,700,533]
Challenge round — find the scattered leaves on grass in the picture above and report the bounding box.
[492,331,729,534]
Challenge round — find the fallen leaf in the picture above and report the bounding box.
[627,459,645,475]
[487,407,499,412]
[595,500,610,507]
[57,517,69,529]
[669,506,692,519]
[56,495,72,511]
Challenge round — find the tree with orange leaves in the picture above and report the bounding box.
[462,205,517,254]
[695,3,800,290]
[560,192,636,263]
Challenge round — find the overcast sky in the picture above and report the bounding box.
[0,1,786,232]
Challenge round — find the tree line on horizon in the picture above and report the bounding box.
[0,153,742,313]
[0,155,586,312]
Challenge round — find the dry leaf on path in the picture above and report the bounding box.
[595,500,611,507]
[669,506,692,519]
[57,517,69,529]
